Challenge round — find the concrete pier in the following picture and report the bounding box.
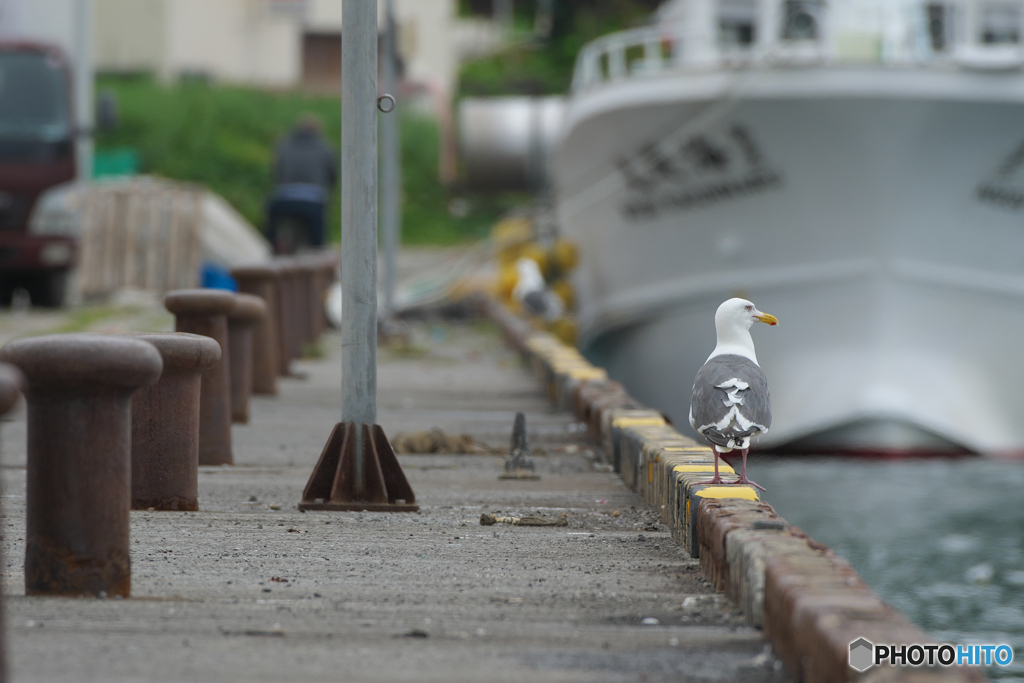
[0,314,781,683]
[0,290,982,683]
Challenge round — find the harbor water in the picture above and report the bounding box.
[751,457,1024,681]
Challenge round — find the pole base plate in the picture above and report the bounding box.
[299,502,419,512]
[298,422,419,513]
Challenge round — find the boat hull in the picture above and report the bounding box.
[555,66,1024,455]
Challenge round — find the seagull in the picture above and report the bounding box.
[512,258,564,321]
[689,298,778,491]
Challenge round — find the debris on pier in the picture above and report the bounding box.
[479,512,568,527]
[391,428,492,454]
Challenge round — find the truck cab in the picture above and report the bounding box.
[0,41,77,307]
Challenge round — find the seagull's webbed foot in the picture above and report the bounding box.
[694,474,727,486]
[734,475,766,492]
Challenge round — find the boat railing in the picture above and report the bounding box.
[570,1,1024,94]
[571,25,678,94]
[569,20,844,94]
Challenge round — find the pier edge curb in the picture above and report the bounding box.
[478,295,985,683]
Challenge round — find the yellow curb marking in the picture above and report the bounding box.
[692,486,759,501]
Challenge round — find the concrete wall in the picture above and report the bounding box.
[91,0,493,94]
[304,0,462,96]
[163,0,299,86]
[94,0,165,73]
[6,0,503,115]
[94,0,301,86]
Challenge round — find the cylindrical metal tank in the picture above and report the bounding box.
[458,96,566,191]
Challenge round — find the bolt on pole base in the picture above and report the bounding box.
[500,411,540,480]
[299,422,418,512]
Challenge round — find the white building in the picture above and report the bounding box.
[92,0,504,98]
[1,0,504,95]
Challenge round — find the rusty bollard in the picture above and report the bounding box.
[295,257,319,348]
[303,252,338,344]
[298,256,319,345]
[165,289,237,466]
[278,260,308,368]
[273,259,296,375]
[0,362,23,416]
[127,333,221,511]
[286,261,309,360]
[0,335,163,597]
[227,294,267,424]
[230,263,279,396]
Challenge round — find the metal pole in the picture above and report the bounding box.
[381,0,400,312]
[341,0,378,494]
[75,0,94,181]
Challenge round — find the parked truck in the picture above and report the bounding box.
[0,41,78,306]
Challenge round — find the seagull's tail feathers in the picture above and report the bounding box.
[698,424,765,452]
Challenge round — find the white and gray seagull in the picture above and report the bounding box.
[512,258,564,322]
[689,298,778,491]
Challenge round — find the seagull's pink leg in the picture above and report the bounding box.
[734,449,766,491]
[695,447,725,486]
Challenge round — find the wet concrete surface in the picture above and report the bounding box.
[0,313,786,682]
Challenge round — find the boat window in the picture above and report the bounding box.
[781,0,822,41]
[980,2,1021,44]
[926,2,952,51]
[718,0,757,48]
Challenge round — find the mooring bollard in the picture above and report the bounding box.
[295,257,317,349]
[0,335,163,597]
[165,288,237,466]
[308,255,327,342]
[230,263,280,396]
[273,259,296,375]
[0,362,22,416]
[126,333,221,511]
[227,294,267,424]
[287,260,310,359]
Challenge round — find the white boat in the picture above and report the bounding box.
[553,0,1024,456]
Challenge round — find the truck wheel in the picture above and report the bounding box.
[27,270,68,308]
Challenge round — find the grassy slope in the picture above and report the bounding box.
[95,77,521,245]
[94,3,658,245]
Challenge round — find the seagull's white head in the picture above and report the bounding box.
[709,298,778,364]
[715,298,778,331]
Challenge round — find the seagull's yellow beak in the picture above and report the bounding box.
[755,311,778,326]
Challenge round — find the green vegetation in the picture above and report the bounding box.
[95,76,523,245]
[92,2,660,246]
[457,0,661,97]
[399,113,529,244]
[47,304,143,334]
